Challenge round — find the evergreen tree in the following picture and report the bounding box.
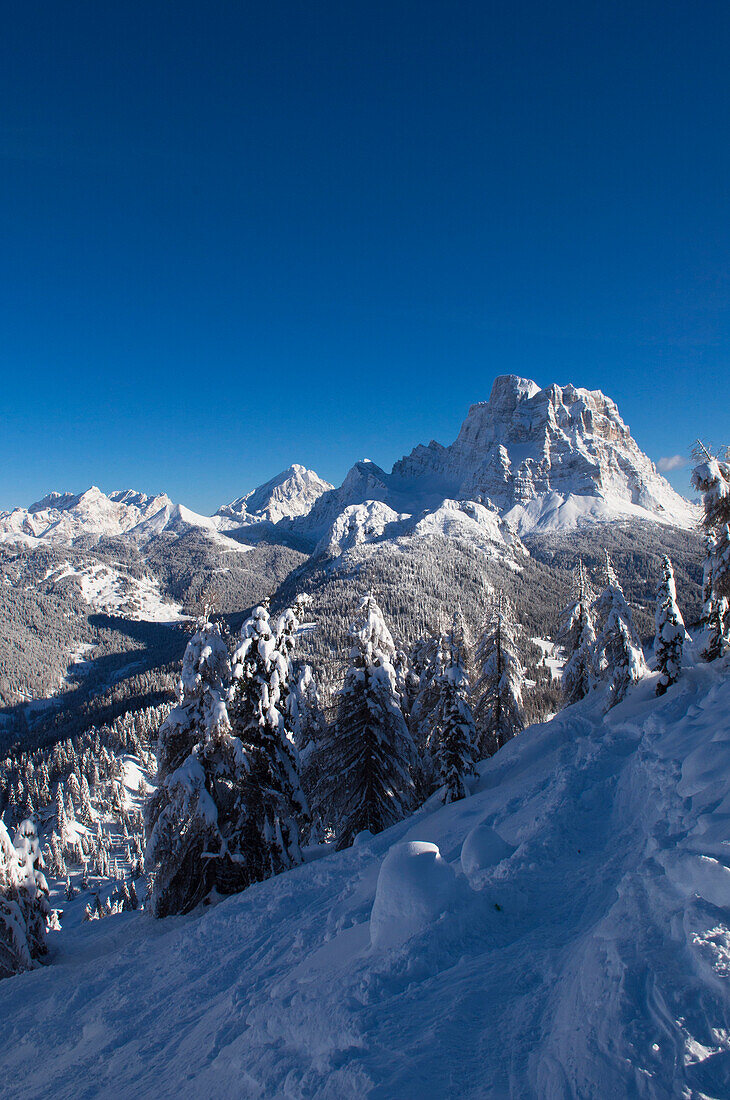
[54,786,67,846]
[127,878,139,911]
[427,616,478,802]
[558,560,596,706]
[692,449,730,660]
[13,819,52,961]
[48,832,67,879]
[593,553,646,709]
[79,775,94,824]
[654,555,686,695]
[408,632,440,728]
[290,664,325,768]
[273,593,310,721]
[289,663,326,838]
[145,620,250,917]
[473,593,525,756]
[228,601,309,876]
[0,818,32,980]
[316,595,415,849]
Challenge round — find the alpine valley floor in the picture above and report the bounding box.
[2,652,729,1099]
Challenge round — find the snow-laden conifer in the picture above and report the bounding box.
[48,832,67,879]
[13,819,52,961]
[229,600,308,875]
[146,619,250,916]
[558,560,596,706]
[427,615,478,802]
[692,450,730,660]
[654,555,686,695]
[289,664,324,768]
[473,593,525,756]
[593,553,646,709]
[317,595,415,849]
[408,634,441,756]
[0,818,32,980]
[288,663,326,838]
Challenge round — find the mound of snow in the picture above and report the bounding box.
[369,840,458,949]
[460,820,515,880]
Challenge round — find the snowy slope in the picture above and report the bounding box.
[127,501,250,551]
[2,657,729,1098]
[47,560,185,621]
[314,500,409,558]
[314,498,524,565]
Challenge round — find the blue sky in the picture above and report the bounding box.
[2,2,728,513]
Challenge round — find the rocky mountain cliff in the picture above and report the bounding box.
[293,375,695,542]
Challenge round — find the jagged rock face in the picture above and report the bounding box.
[292,376,694,543]
[217,464,333,525]
[392,376,691,528]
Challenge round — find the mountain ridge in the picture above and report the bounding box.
[0,376,696,551]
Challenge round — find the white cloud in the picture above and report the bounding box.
[657,455,687,472]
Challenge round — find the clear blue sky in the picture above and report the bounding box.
[2,1,728,513]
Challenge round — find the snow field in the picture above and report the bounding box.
[1,658,729,1097]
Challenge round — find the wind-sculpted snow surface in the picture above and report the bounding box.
[2,658,730,1097]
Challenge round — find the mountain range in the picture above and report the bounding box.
[0,376,696,558]
[0,375,703,734]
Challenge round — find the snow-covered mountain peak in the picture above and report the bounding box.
[389,375,695,532]
[108,489,173,511]
[292,376,695,542]
[217,465,332,525]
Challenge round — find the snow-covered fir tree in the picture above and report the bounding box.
[274,593,311,702]
[654,555,686,695]
[692,449,730,661]
[316,595,415,850]
[54,786,67,848]
[146,619,252,917]
[408,634,440,745]
[229,599,309,876]
[48,832,67,879]
[289,664,324,767]
[13,819,53,962]
[558,559,596,706]
[288,663,326,839]
[593,552,646,709]
[427,615,478,802]
[0,818,32,980]
[473,593,525,756]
